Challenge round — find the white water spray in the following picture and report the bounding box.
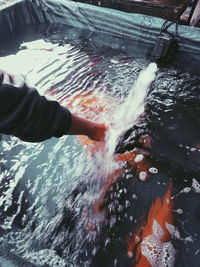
[104,63,158,174]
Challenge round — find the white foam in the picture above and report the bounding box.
[141,220,176,267]
[181,187,191,193]
[152,220,164,239]
[134,154,144,162]
[1,191,24,230]
[132,194,138,199]
[184,236,193,242]
[114,63,157,131]
[149,167,158,174]
[175,209,183,215]
[26,249,66,267]
[165,222,181,239]
[192,179,200,193]
[139,171,148,181]
[104,63,157,175]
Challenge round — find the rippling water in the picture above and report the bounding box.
[0,25,200,267]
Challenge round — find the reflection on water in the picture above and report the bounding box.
[0,28,200,267]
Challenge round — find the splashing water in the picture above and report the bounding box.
[0,37,158,265]
[0,28,200,267]
[116,62,157,129]
[104,63,158,175]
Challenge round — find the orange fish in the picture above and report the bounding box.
[127,183,174,267]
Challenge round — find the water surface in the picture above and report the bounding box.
[0,24,200,267]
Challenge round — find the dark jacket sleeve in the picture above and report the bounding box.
[0,79,72,142]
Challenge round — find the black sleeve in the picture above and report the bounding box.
[0,83,72,142]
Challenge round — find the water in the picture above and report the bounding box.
[0,25,200,267]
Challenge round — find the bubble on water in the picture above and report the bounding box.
[114,259,118,266]
[149,167,158,174]
[135,235,140,242]
[161,242,176,267]
[126,174,133,180]
[105,238,111,247]
[152,220,164,239]
[134,154,144,162]
[123,188,127,194]
[118,205,124,212]
[195,249,200,256]
[141,220,176,267]
[125,200,130,208]
[108,203,115,213]
[26,249,66,267]
[92,247,97,256]
[139,171,148,181]
[181,187,191,193]
[110,216,117,228]
[185,236,193,242]
[175,209,183,215]
[111,59,119,64]
[171,186,191,199]
[165,222,181,239]
[132,194,138,199]
[129,216,133,221]
[192,179,200,193]
[127,251,133,258]
[141,240,160,266]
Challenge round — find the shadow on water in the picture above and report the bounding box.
[0,23,200,267]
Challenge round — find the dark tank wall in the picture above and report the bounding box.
[0,0,200,68]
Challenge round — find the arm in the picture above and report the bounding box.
[0,71,106,142]
[68,114,106,141]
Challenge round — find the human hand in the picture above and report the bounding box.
[68,113,107,142]
[87,122,107,142]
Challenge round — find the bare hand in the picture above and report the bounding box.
[87,123,107,142]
